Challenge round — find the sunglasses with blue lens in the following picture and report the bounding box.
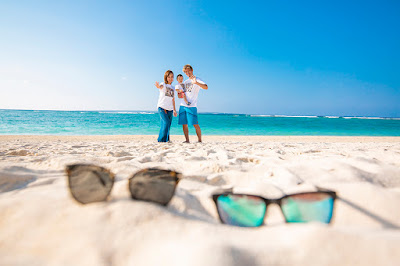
[212,189,336,227]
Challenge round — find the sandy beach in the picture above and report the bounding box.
[1,135,400,265]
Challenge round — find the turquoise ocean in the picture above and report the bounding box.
[1,109,399,136]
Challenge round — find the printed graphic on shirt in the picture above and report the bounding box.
[165,87,174,97]
[185,82,193,92]
[179,84,187,92]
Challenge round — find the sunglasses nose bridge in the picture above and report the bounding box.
[264,199,287,224]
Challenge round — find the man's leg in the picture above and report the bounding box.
[178,106,190,143]
[193,124,202,142]
[182,124,190,143]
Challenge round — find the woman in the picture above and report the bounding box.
[154,70,177,142]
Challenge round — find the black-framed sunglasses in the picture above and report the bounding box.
[65,164,182,205]
[212,189,337,227]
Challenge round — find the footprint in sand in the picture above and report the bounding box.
[106,151,133,157]
[187,156,207,161]
[304,149,321,153]
[116,156,135,162]
[138,156,152,163]
[6,150,30,156]
[236,157,260,164]
[206,174,227,186]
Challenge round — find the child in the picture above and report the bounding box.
[175,74,191,106]
[154,70,177,142]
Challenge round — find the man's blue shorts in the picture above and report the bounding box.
[178,106,198,125]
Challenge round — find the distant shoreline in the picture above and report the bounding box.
[1,109,399,119]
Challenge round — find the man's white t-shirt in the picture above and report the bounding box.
[180,77,206,107]
[157,82,175,111]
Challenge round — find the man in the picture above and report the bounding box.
[178,64,208,143]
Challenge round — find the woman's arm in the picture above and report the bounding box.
[172,98,177,117]
[154,81,164,89]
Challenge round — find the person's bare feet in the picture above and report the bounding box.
[183,141,190,143]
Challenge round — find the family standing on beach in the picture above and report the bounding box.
[155,64,208,143]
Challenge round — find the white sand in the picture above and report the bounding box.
[1,135,400,266]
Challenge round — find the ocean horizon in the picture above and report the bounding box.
[1,109,399,136]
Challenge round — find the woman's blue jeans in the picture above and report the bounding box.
[158,107,173,142]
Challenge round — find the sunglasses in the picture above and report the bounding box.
[65,164,182,205]
[212,189,337,227]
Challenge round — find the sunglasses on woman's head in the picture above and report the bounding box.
[65,164,181,205]
[212,189,337,227]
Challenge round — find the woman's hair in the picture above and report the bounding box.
[182,64,193,71]
[164,70,174,84]
[176,74,183,80]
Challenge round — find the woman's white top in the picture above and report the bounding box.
[157,82,175,111]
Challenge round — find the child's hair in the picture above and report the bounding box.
[164,70,174,84]
[182,64,193,71]
[176,74,183,80]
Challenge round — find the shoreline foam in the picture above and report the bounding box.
[1,135,400,142]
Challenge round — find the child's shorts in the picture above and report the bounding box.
[178,106,198,125]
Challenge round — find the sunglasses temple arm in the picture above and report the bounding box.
[212,187,234,195]
[315,186,336,193]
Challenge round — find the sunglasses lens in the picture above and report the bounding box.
[281,192,335,223]
[216,195,266,227]
[67,165,114,204]
[129,169,179,205]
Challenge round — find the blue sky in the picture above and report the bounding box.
[1,0,399,117]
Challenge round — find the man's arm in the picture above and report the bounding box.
[195,82,208,90]
[190,76,208,90]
